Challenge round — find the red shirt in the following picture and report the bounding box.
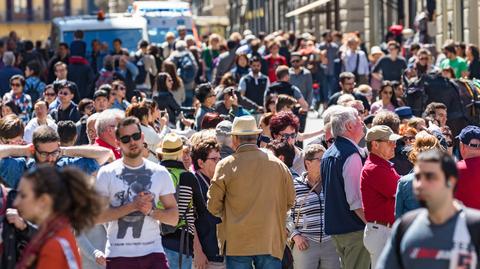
[37,226,81,269]
[264,54,287,83]
[95,137,122,159]
[360,153,400,225]
[455,156,480,209]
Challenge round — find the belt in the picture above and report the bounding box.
[372,220,392,228]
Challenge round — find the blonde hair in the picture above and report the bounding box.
[408,131,441,163]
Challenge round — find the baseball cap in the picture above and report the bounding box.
[365,125,402,142]
[457,125,480,145]
[395,106,413,120]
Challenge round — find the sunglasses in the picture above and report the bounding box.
[119,132,142,144]
[404,136,415,142]
[291,59,300,63]
[281,132,297,140]
[44,92,56,97]
[58,91,70,96]
[10,83,21,87]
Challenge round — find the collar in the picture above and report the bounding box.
[235,143,258,153]
[248,71,263,78]
[160,159,185,169]
[95,137,117,151]
[341,136,363,152]
[368,153,394,167]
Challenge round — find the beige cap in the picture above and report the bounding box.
[228,116,262,136]
[365,125,402,142]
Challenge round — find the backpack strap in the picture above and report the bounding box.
[464,208,480,256]
[55,237,79,269]
[395,209,421,269]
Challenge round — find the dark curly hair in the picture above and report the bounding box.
[191,138,220,170]
[269,111,300,138]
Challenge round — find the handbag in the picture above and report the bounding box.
[287,180,320,249]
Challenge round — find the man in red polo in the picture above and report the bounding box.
[360,125,401,269]
[455,125,480,209]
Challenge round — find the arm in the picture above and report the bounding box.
[0,144,32,159]
[293,87,309,111]
[96,201,137,224]
[149,193,179,226]
[342,153,366,223]
[76,233,102,264]
[394,180,404,219]
[62,145,114,165]
[207,163,227,217]
[297,129,324,141]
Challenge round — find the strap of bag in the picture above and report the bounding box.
[395,210,421,269]
[178,204,191,268]
[55,237,79,269]
[354,53,360,75]
[293,179,321,229]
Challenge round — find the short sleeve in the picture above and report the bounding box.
[0,157,27,188]
[95,167,111,198]
[292,86,304,100]
[155,168,176,196]
[59,157,100,175]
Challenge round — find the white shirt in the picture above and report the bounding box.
[23,117,58,143]
[95,159,175,258]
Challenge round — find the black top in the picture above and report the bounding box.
[50,102,81,123]
[373,56,407,81]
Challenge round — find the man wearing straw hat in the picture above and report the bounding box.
[207,115,296,269]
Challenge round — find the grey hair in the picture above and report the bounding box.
[323,105,344,125]
[330,107,359,138]
[337,94,355,106]
[95,109,125,135]
[3,52,15,66]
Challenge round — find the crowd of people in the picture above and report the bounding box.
[0,25,479,269]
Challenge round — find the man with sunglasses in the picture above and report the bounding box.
[3,75,32,124]
[455,126,480,209]
[0,125,113,188]
[360,125,401,269]
[49,80,81,123]
[95,117,178,269]
[378,149,480,269]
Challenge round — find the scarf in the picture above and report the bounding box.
[16,215,70,269]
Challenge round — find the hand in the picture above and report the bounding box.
[94,251,107,266]
[193,248,208,269]
[293,235,309,251]
[256,106,265,113]
[159,113,169,127]
[133,192,153,214]
[181,118,194,127]
[6,208,27,230]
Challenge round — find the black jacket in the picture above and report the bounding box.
[154,91,181,125]
[1,188,37,269]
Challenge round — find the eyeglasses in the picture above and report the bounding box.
[280,132,297,140]
[35,148,61,158]
[119,132,142,144]
[10,83,21,87]
[206,157,221,162]
[44,92,56,97]
[291,59,300,63]
[404,136,415,142]
[58,91,70,96]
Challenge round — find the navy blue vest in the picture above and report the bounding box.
[244,74,268,106]
[321,136,366,235]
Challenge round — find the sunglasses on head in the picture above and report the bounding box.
[119,132,142,144]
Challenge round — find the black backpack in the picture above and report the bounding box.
[395,208,480,268]
[134,55,148,85]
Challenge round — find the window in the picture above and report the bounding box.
[9,0,30,21]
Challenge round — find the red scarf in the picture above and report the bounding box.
[16,215,71,269]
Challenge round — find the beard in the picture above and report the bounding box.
[124,148,142,159]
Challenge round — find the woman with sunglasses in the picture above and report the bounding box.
[15,165,102,269]
[40,84,56,108]
[369,81,399,115]
[2,75,32,124]
[395,131,443,218]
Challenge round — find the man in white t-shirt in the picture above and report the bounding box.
[96,116,178,269]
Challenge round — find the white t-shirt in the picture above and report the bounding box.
[95,158,175,258]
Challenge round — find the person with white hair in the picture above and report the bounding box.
[321,106,370,269]
[0,51,22,96]
[94,109,125,159]
[215,120,234,159]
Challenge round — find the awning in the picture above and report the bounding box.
[285,0,331,18]
[193,16,229,27]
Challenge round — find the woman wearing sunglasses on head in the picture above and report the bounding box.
[15,165,102,269]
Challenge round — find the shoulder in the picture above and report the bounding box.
[98,159,123,174]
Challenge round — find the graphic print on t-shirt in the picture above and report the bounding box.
[113,165,155,239]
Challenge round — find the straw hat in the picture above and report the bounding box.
[156,133,186,156]
[228,116,262,136]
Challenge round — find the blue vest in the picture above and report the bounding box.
[321,136,366,235]
[244,74,268,106]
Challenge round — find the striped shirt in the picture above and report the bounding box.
[289,173,330,243]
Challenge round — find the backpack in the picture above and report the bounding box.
[173,53,197,85]
[160,166,192,235]
[395,208,480,269]
[134,55,148,85]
